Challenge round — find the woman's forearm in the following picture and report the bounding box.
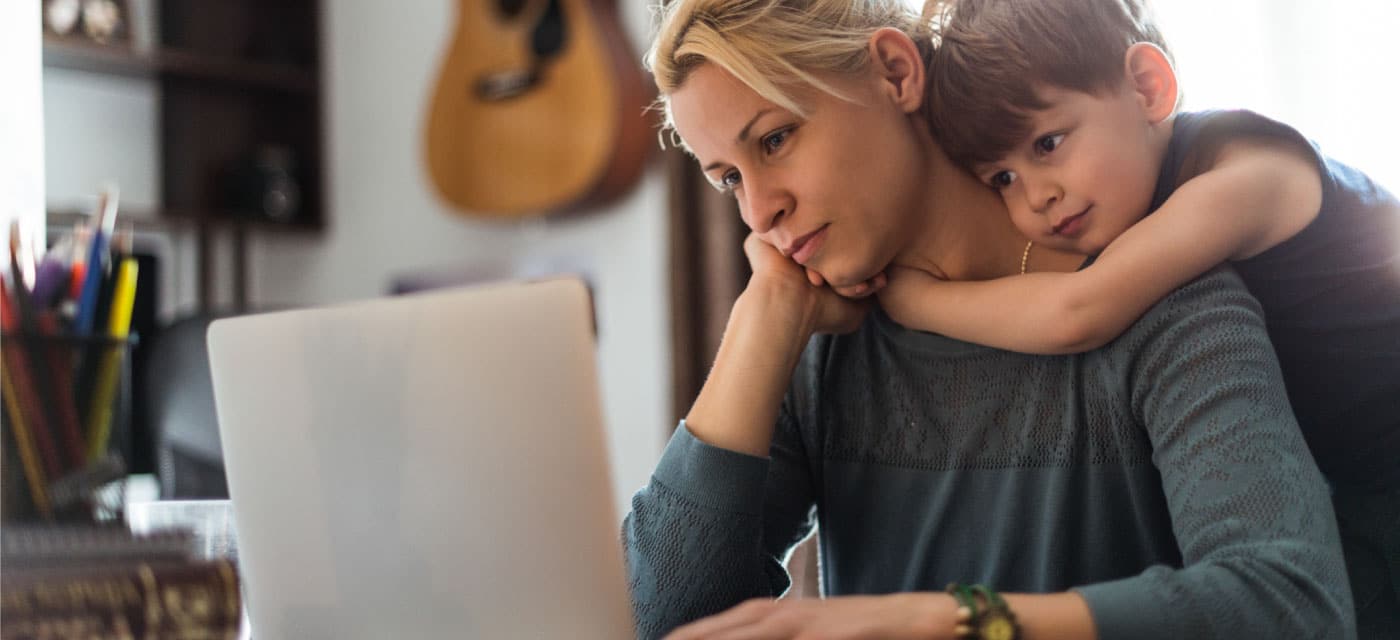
[684,280,817,457]
[663,590,1097,639]
[1003,592,1098,640]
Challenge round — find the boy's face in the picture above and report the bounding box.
[972,83,1165,255]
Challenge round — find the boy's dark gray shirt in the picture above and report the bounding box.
[623,267,1354,640]
[1149,109,1400,491]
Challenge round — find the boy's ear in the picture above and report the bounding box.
[867,27,926,114]
[1124,43,1178,123]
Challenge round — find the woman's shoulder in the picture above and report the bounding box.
[1104,266,1269,376]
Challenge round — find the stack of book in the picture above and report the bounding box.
[0,525,242,639]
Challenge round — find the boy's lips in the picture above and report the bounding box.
[1051,206,1091,236]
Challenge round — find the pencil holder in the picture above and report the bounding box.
[1,332,137,524]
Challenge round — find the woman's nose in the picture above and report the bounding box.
[740,182,789,234]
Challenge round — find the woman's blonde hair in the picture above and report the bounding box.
[645,0,937,144]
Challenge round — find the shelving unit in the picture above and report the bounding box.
[42,0,324,311]
[42,36,317,93]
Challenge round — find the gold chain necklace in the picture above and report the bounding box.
[1020,241,1034,275]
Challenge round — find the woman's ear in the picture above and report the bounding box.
[1125,42,1178,123]
[867,27,926,114]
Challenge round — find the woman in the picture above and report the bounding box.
[622,1,1354,638]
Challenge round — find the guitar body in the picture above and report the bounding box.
[424,0,653,217]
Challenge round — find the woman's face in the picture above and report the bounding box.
[667,62,932,288]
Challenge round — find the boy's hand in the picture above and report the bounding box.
[804,267,888,299]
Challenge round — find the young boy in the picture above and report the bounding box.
[875,0,1399,634]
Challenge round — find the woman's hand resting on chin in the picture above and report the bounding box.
[744,233,881,336]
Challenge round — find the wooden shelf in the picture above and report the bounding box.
[161,208,324,233]
[42,36,155,78]
[43,35,317,94]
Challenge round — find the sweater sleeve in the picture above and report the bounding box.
[622,407,819,639]
[1074,267,1355,640]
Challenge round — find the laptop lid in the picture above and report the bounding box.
[207,278,633,639]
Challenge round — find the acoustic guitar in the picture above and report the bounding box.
[424,0,653,217]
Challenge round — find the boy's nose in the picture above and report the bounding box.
[1024,175,1064,216]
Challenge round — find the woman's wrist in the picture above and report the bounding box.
[946,584,1022,640]
[900,592,961,640]
[682,281,816,457]
[741,271,822,344]
[904,588,1102,640]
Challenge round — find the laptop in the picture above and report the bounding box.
[206,278,634,639]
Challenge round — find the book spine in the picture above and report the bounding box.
[0,560,241,639]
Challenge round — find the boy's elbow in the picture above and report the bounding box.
[1045,303,1117,354]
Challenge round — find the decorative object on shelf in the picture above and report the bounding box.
[424,0,654,217]
[43,0,131,45]
[42,0,83,36]
[81,0,127,44]
[227,145,303,224]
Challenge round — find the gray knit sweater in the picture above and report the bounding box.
[623,267,1354,639]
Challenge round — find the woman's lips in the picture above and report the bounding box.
[790,225,830,266]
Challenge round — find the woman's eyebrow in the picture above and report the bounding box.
[702,108,777,173]
[735,108,775,143]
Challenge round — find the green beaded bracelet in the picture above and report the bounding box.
[945,583,979,639]
[944,583,1020,640]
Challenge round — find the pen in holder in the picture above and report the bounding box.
[1,332,137,524]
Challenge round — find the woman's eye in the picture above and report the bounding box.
[720,169,742,190]
[761,128,790,154]
[988,170,1017,189]
[1035,133,1065,155]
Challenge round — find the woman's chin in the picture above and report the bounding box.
[818,259,885,289]
[825,271,878,290]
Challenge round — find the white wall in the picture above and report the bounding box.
[43,68,160,214]
[3,1,46,247]
[247,0,670,515]
[1156,0,1400,192]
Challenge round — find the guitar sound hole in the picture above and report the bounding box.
[497,0,529,19]
[532,0,567,59]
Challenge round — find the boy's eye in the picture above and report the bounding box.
[1035,133,1065,155]
[988,170,1017,189]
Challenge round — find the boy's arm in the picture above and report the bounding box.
[878,139,1322,354]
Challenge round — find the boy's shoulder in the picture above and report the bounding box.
[1153,109,1324,209]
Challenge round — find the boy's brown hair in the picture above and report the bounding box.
[925,0,1174,168]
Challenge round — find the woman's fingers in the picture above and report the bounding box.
[806,267,825,287]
